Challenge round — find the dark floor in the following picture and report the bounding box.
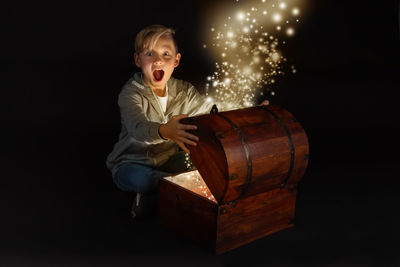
[1,117,399,266]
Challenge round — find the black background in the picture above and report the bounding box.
[2,0,399,265]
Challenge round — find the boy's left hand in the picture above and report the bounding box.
[260,100,269,106]
[159,114,199,154]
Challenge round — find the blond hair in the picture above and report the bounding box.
[134,25,178,54]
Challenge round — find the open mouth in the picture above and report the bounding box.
[153,69,164,82]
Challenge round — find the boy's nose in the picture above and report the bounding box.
[153,55,163,65]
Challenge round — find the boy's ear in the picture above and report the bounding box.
[174,53,181,68]
[134,53,141,68]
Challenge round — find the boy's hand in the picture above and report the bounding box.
[159,114,199,154]
[260,100,270,106]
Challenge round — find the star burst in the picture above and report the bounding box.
[204,0,302,111]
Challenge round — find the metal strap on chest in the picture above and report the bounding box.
[258,106,295,187]
[215,113,253,200]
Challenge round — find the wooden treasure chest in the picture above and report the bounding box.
[158,105,309,254]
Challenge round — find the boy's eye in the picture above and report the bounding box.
[163,52,170,56]
[146,52,153,56]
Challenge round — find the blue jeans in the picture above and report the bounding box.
[113,151,192,194]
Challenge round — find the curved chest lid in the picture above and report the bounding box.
[181,105,310,204]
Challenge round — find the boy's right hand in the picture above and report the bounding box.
[159,114,199,154]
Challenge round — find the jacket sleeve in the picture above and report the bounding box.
[118,92,165,144]
[185,85,214,117]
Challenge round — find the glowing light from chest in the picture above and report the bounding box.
[164,170,217,203]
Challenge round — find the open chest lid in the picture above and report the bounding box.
[181,105,309,205]
[181,113,230,204]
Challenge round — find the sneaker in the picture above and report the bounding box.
[130,192,158,219]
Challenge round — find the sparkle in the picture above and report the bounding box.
[203,0,303,111]
[237,12,245,21]
[253,56,260,63]
[271,52,280,62]
[243,66,252,75]
[272,13,282,23]
[286,27,295,36]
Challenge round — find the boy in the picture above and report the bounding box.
[106,25,213,219]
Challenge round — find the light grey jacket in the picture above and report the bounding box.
[106,72,213,177]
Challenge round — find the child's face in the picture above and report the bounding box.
[134,36,181,91]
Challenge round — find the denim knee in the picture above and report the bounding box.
[114,163,160,193]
